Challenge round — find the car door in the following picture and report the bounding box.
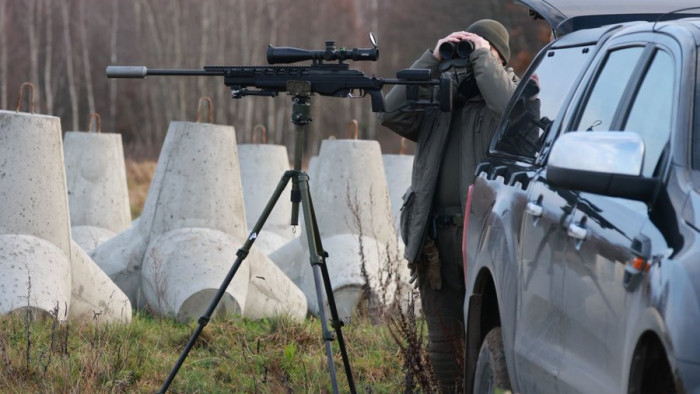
[555,35,679,393]
[498,41,596,392]
[516,173,574,392]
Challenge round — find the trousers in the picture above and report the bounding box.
[418,222,465,393]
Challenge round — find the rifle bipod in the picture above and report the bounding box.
[158,85,356,394]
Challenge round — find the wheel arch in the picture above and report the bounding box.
[464,266,501,392]
[628,330,677,394]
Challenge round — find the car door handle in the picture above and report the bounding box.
[525,201,543,217]
[567,220,587,250]
[568,222,587,239]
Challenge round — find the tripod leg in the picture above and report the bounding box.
[296,172,357,394]
[158,171,294,394]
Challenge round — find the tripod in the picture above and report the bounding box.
[158,81,356,394]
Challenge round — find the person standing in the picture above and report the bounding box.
[380,19,518,392]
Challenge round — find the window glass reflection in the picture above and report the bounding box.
[624,50,674,177]
[495,46,594,157]
[573,47,644,131]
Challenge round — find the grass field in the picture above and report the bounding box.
[0,305,438,393]
[0,160,450,393]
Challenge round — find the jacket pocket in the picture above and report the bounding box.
[399,185,415,244]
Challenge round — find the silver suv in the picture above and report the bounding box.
[463,1,700,392]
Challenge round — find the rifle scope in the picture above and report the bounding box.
[268,38,378,64]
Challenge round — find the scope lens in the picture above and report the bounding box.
[456,40,474,59]
[438,42,457,60]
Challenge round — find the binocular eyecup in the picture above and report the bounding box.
[438,40,474,60]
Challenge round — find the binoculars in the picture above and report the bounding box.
[438,40,474,60]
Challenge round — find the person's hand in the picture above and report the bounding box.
[461,32,490,51]
[433,31,468,61]
[527,73,540,101]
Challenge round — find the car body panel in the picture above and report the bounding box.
[463,9,700,393]
[516,0,700,36]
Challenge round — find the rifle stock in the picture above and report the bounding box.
[106,63,450,113]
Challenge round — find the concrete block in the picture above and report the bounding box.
[92,121,305,322]
[268,236,306,284]
[90,218,149,309]
[244,245,307,322]
[63,131,131,235]
[0,110,131,323]
[141,227,249,322]
[382,154,414,238]
[139,121,246,240]
[0,111,70,254]
[72,225,119,253]
[0,235,72,319]
[238,143,295,244]
[310,139,395,244]
[69,239,132,323]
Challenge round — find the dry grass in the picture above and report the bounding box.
[125,159,156,218]
[113,154,441,392]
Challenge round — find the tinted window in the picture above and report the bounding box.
[623,50,674,177]
[494,46,594,157]
[573,47,644,131]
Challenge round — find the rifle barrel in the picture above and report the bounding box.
[106,66,222,78]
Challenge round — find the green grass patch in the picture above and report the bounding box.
[0,310,415,393]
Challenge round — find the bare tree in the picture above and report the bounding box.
[140,0,167,144]
[60,0,78,129]
[0,0,7,110]
[197,0,211,108]
[0,0,549,159]
[170,0,186,121]
[27,0,40,112]
[42,0,53,114]
[79,0,95,123]
[109,0,118,131]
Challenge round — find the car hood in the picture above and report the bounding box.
[515,0,700,36]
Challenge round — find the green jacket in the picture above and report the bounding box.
[380,48,518,263]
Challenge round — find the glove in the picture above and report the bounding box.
[407,238,442,290]
[422,238,442,290]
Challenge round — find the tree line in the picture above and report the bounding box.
[5,0,550,159]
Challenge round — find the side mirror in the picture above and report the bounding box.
[547,131,658,201]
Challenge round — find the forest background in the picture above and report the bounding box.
[5,0,551,160]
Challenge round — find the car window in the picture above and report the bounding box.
[623,50,674,177]
[493,45,594,158]
[573,46,644,131]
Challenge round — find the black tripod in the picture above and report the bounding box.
[158,81,356,394]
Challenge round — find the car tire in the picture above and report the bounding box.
[472,327,510,394]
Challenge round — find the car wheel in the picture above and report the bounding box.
[472,327,510,394]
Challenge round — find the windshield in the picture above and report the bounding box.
[493,44,594,158]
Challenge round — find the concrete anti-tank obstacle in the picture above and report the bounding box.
[142,227,249,321]
[382,138,414,239]
[64,113,131,252]
[69,239,132,322]
[91,115,307,322]
[381,138,420,317]
[269,132,403,319]
[93,120,250,320]
[237,124,296,256]
[244,245,307,321]
[0,102,131,323]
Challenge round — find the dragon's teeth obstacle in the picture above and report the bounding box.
[91,120,306,322]
[0,108,131,323]
[271,137,406,321]
[238,125,297,256]
[63,116,131,252]
[382,152,414,240]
